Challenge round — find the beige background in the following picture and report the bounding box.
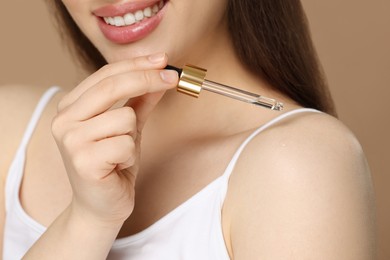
[1,0,389,258]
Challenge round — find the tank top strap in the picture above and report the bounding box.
[18,86,61,149]
[220,108,322,183]
[5,86,61,211]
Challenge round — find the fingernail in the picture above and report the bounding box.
[160,70,178,84]
[148,52,166,63]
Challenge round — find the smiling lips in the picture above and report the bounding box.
[94,0,166,44]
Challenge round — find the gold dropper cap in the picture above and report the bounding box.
[177,65,206,98]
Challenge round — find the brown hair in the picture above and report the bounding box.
[46,0,336,116]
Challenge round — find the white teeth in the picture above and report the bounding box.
[124,13,136,25]
[114,16,125,26]
[152,4,159,13]
[108,17,115,25]
[102,1,165,27]
[135,10,144,21]
[143,7,152,17]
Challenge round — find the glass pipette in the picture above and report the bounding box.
[166,64,284,111]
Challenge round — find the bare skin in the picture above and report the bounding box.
[0,55,375,259]
[0,1,376,257]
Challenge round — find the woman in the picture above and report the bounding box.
[0,0,375,259]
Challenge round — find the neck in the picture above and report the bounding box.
[150,31,295,141]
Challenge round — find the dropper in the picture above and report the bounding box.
[166,64,284,111]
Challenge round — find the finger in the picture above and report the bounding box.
[65,69,178,121]
[58,52,168,112]
[74,106,137,142]
[125,91,166,132]
[75,135,136,180]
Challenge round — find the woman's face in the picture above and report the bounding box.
[61,0,229,65]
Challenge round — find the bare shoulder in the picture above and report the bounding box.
[224,111,376,259]
[0,84,49,178]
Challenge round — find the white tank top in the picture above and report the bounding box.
[3,86,320,259]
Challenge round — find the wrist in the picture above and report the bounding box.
[66,202,125,233]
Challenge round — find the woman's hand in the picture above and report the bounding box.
[51,53,178,228]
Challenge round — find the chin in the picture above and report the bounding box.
[98,34,184,65]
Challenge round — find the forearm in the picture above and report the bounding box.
[23,204,122,259]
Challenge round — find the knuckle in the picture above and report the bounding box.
[119,136,136,163]
[119,107,136,134]
[128,153,136,165]
[123,136,136,154]
[62,129,79,150]
[121,106,136,118]
[141,70,153,87]
[121,107,136,123]
[72,150,89,175]
[51,114,65,138]
[99,76,118,98]
[57,96,67,112]
[128,138,136,154]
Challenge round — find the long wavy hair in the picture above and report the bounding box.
[46,0,336,116]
